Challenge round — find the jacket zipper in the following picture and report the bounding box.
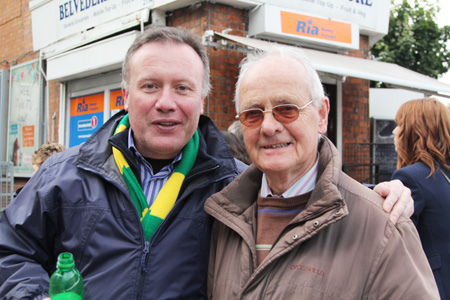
[135,241,150,299]
[141,241,150,273]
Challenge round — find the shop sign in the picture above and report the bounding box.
[281,11,353,46]
[249,4,359,50]
[265,0,390,35]
[30,0,154,51]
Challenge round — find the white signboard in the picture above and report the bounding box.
[262,0,390,35]
[31,0,155,50]
[249,4,360,51]
[30,0,390,51]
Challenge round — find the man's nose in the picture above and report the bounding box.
[155,87,177,111]
[260,111,283,135]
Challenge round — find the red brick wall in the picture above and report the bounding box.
[167,2,247,130]
[341,35,371,182]
[0,0,37,67]
[342,35,370,144]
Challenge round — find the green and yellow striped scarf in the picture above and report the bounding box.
[112,114,199,241]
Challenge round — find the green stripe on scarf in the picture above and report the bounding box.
[112,114,199,241]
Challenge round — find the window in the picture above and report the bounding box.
[65,71,123,147]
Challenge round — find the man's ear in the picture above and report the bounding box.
[200,97,205,115]
[318,97,330,134]
[122,86,129,112]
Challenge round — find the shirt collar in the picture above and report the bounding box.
[260,155,319,198]
[128,128,182,174]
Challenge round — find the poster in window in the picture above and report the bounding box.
[69,92,104,147]
[7,59,42,177]
[110,88,124,117]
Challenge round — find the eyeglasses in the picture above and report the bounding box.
[236,100,314,127]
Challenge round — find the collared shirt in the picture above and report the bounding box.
[260,156,319,198]
[128,129,182,207]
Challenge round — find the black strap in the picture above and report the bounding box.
[438,167,450,184]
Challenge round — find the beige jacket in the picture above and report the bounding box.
[205,137,439,300]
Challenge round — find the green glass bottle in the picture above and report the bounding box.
[49,252,84,300]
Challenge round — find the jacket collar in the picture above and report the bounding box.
[205,136,346,223]
[77,110,126,172]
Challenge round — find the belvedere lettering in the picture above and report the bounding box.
[59,0,109,20]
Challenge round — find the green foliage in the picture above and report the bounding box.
[371,0,450,81]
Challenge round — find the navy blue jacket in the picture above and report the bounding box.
[392,161,450,300]
[0,111,240,300]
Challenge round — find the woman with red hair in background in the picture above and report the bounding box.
[392,98,450,300]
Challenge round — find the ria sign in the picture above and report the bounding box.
[248,2,390,51]
[281,11,353,45]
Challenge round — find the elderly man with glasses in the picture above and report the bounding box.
[205,45,439,299]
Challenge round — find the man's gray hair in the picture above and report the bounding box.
[122,26,211,98]
[234,45,325,112]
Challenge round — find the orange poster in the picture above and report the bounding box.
[281,11,352,44]
[110,89,124,111]
[70,92,104,117]
[22,125,35,147]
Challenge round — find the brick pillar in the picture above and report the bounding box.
[48,81,61,143]
[341,35,372,183]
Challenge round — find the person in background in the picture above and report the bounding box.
[205,46,439,299]
[221,131,252,172]
[228,120,244,143]
[13,143,66,198]
[31,143,66,173]
[0,26,414,300]
[392,98,450,300]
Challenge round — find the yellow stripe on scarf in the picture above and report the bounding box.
[112,147,128,175]
[148,172,185,219]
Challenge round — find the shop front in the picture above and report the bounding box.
[4,0,450,186]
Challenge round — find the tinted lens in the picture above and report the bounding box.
[240,109,264,126]
[273,105,300,123]
[239,103,307,127]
